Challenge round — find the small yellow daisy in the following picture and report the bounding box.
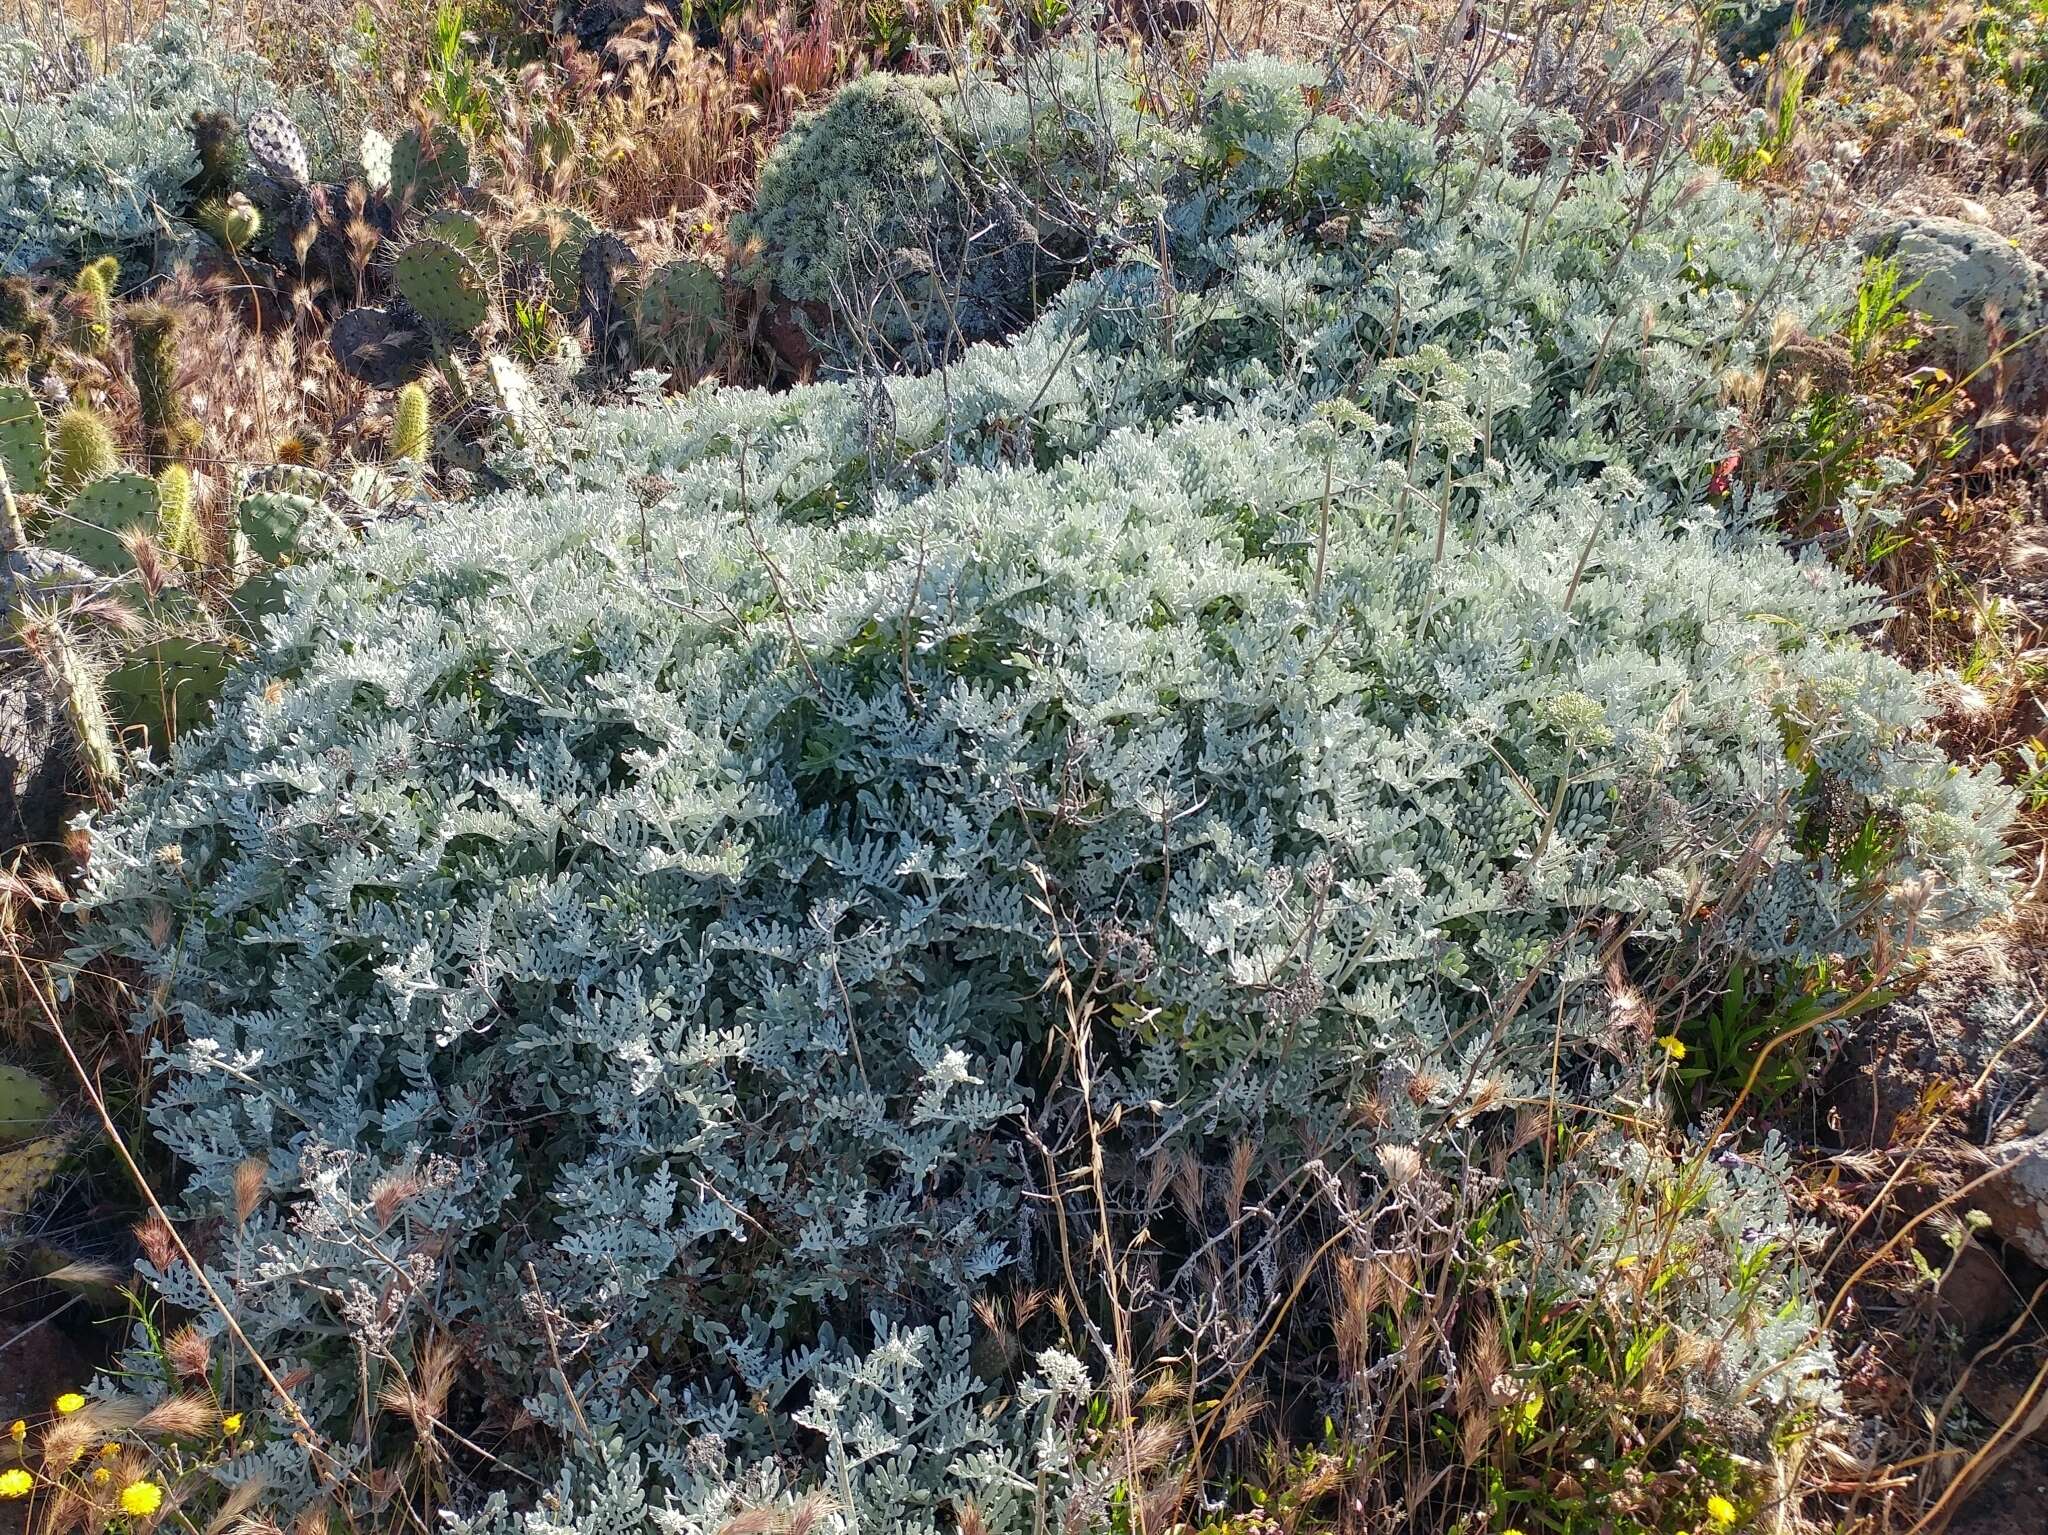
[1707,1494,1739,1525]
[99,1442,121,1458]
[1656,1035,1687,1061]
[119,1478,164,1517]
[220,1413,243,1435]
[6,1418,22,1442]
[93,1467,110,1486]
[0,1468,32,1498]
[54,1393,85,1415]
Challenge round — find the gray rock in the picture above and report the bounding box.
[1866,215,2048,393]
[1973,1086,2048,1271]
[1829,926,2048,1268]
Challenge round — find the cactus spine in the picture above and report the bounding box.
[1,460,24,555]
[50,404,118,498]
[156,464,202,563]
[189,110,238,199]
[389,383,430,464]
[67,257,118,353]
[130,304,199,464]
[0,278,54,375]
[36,616,121,787]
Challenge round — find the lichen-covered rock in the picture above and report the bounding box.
[1867,215,2048,391]
[1829,924,2048,1266]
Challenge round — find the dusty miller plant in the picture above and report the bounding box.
[75,36,2010,1535]
[0,4,285,273]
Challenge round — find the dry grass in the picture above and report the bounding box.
[4,6,2047,1535]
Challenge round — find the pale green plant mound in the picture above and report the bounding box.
[78,45,2009,1535]
[0,6,283,272]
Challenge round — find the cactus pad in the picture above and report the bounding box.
[390,122,471,208]
[0,383,48,495]
[421,208,492,263]
[636,257,725,374]
[484,353,545,449]
[236,489,324,563]
[505,210,597,307]
[0,1134,71,1232]
[246,107,309,190]
[105,634,233,748]
[395,237,491,335]
[0,1064,55,1146]
[360,124,394,192]
[330,306,434,387]
[48,471,159,573]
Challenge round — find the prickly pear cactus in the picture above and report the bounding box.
[48,472,159,573]
[235,489,320,563]
[395,237,492,335]
[636,256,725,375]
[0,1064,55,1147]
[246,108,310,190]
[104,634,233,747]
[504,210,597,308]
[483,352,547,450]
[244,463,335,502]
[390,122,471,208]
[0,1134,71,1234]
[360,125,394,192]
[421,208,493,262]
[330,305,434,387]
[0,383,48,496]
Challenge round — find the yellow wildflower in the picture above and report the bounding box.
[6,1418,22,1442]
[221,1413,242,1435]
[1656,1035,1687,1061]
[93,1468,110,1485]
[0,1468,31,1498]
[1707,1494,1738,1525]
[54,1393,85,1415]
[119,1479,164,1516]
[100,1442,121,1458]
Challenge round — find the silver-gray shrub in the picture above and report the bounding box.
[77,48,2010,1535]
[0,5,283,273]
